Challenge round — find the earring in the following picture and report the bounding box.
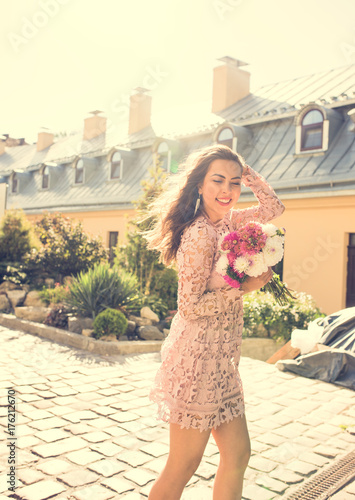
[194,194,201,216]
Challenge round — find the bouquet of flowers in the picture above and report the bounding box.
[216,221,295,305]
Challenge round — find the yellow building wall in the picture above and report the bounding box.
[238,194,355,315]
[26,209,136,247]
[25,193,355,315]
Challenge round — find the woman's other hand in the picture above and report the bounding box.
[240,268,273,294]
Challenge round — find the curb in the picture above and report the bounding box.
[0,313,163,356]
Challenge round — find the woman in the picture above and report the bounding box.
[145,145,285,500]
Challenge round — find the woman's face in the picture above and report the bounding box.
[198,159,242,223]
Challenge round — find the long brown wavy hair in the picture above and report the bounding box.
[144,144,246,265]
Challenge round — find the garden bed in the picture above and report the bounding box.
[0,313,163,356]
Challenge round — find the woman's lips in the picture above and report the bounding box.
[216,198,231,206]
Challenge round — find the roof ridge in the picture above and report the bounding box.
[252,62,355,93]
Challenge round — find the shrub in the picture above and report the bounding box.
[243,290,325,342]
[0,210,39,283]
[93,308,128,339]
[32,212,107,281]
[39,283,70,306]
[44,305,70,329]
[66,263,139,319]
[151,268,178,311]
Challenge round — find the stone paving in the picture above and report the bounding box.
[0,325,354,500]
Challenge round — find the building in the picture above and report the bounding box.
[1,58,355,314]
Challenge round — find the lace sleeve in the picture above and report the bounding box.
[176,220,243,322]
[231,164,285,226]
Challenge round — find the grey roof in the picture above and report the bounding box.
[1,63,355,213]
[220,63,355,124]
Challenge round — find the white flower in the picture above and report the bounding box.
[262,223,278,237]
[233,255,250,273]
[247,253,268,277]
[263,238,284,266]
[216,254,229,275]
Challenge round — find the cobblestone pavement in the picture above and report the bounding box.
[0,326,354,500]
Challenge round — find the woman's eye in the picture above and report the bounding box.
[213,180,222,184]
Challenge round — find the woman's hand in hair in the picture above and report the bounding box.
[240,268,273,295]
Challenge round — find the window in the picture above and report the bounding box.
[108,231,118,263]
[75,159,84,184]
[11,173,18,194]
[42,166,49,189]
[301,110,324,151]
[110,151,122,180]
[217,127,234,149]
[157,142,170,171]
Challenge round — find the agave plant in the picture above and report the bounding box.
[66,263,139,318]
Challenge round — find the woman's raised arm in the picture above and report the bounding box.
[232,164,285,226]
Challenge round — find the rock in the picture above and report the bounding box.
[128,315,153,327]
[0,294,11,313]
[0,282,19,292]
[99,334,118,342]
[140,306,160,323]
[126,320,136,334]
[7,290,27,308]
[78,317,94,330]
[119,335,128,341]
[14,306,51,323]
[163,328,170,338]
[24,291,44,307]
[138,325,164,341]
[44,278,55,288]
[68,316,82,334]
[82,329,94,337]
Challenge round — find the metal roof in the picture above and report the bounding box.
[1,63,355,212]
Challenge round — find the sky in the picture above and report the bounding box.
[1,0,355,144]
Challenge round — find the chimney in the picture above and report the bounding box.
[83,110,107,140]
[0,135,6,156]
[37,127,54,152]
[129,87,152,135]
[212,57,250,113]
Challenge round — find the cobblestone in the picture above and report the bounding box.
[1,326,355,499]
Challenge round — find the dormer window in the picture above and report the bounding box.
[42,166,49,189]
[157,142,171,171]
[74,159,84,184]
[301,110,324,151]
[110,151,122,180]
[217,127,236,150]
[11,173,18,194]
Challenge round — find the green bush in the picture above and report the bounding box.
[66,263,139,319]
[151,268,178,311]
[93,308,128,339]
[243,290,325,342]
[32,212,107,281]
[39,283,70,306]
[0,210,39,283]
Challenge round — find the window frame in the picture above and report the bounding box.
[41,165,49,190]
[110,151,123,180]
[156,141,171,172]
[74,158,84,185]
[300,110,324,152]
[11,172,18,194]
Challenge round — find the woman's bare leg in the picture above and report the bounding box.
[148,423,211,500]
[211,414,251,500]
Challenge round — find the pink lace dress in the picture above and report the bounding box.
[149,166,285,432]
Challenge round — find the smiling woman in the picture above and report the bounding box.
[198,159,242,223]
[144,144,285,500]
